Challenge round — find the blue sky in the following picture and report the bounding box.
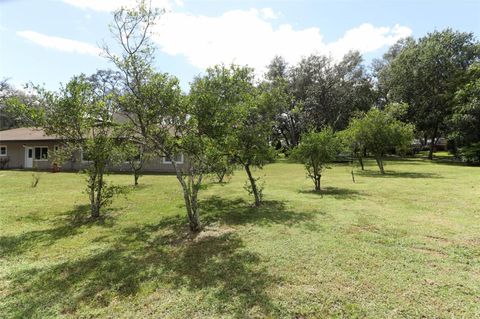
[1,0,479,92]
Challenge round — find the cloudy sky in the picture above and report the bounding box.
[1,0,479,91]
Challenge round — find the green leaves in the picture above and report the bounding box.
[343,107,414,158]
[291,127,341,190]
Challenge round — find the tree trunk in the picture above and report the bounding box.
[93,167,104,218]
[217,171,225,183]
[189,176,201,232]
[134,171,139,186]
[89,170,100,218]
[375,157,385,174]
[245,164,261,207]
[357,154,364,171]
[314,174,321,191]
[171,160,202,232]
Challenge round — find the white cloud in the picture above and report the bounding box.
[260,8,279,20]
[62,0,178,12]
[327,23,412,58]
[154,8,412,73]
[17,30,102,57]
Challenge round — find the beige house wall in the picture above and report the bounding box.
[0,141,183,172]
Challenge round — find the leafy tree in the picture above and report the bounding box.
[371,38,414,108]
[206,147,235,183]
[264,56,301,152]
[107,4,257,231]
[229,95,277,206]
[386,29,480,159]
[19,72,125,218]
[338,126,365,171]
[1,79,41,130]
[190,64,275,206]
[344,108,414,174]
[450,63,480,151]
[291,51,374,132]
[121,141,151,186]
[291,128,341,191]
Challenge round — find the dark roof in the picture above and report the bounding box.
[0,127,60,142]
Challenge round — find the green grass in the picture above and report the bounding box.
[0,158,479,318]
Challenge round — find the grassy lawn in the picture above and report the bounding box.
[0,158,479,318]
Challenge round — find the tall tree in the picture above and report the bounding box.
[264,57,300,153]
[291,51,373,132]
[450,62,480,148]
[106,1,206,231]
[386,29,480,159]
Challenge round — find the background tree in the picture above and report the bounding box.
[344,107,414,174]
[291,128,341,191]
[264,56,301,153]
[385,29,479,159]
[0,79,41,130]
[338,125,365,171]
[121,141,151,186]
[291,51,374,132]
[450,62,480,163]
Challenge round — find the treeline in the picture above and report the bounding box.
[264,29,479,162]
[2,1,479,232]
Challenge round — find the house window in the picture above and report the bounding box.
[0,145,6,156]
[163,153,183,164]
[34,147,48,160]
[81,149,92,162]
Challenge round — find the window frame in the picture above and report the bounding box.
[0,145,7,157]
[80,149,93,163]
[33,146,49,161]
[162,153,183,164]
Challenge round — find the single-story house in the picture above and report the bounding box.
[0,127,183,172]
[412,138,448,152]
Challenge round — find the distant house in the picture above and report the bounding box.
[412,138,448,152]
[0,127,183,172]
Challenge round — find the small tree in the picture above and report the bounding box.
[344,108,414,174]
[205,145,235,183]
[21,72,125,218]
[121,141,150,186]
[338,126,365,171]
[228,91,277,206]
[190,64,276,207]
[291,128,341,191]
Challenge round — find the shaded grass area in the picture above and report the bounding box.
[0,157,479,318]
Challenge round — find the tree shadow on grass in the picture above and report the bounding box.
[4,221,282,318]
[357,170,442,179]
[2,195,326,318]
[298,187,364,199]
[0,204,117,257]
[200,196,322,229]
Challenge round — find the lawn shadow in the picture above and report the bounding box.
[357,170,442,179]
[200,196,322,229]
[0,204,117,257]
[298,187,364,199]
[5,219,282,318]
[3,196,321,317]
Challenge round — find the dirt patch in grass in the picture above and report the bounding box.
[193,224,236,242]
